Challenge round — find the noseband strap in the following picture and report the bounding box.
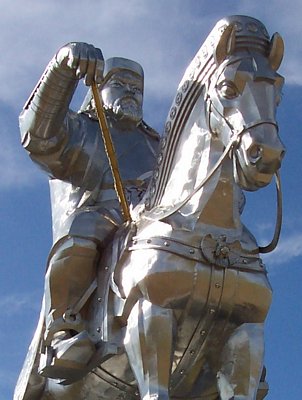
[242,119,279,132]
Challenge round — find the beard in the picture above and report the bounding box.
[110,97,142,124]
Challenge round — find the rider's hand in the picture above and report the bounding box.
[55,42,104,86]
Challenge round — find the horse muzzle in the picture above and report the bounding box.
[234,123,285,191]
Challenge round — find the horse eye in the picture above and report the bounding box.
[217,81,239,99]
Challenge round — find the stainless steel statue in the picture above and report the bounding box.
[15,15,285,400]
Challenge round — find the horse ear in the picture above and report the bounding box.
[268,33,284,70]
[214,24,236,65]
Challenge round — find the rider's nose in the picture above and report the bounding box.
[125,84,134,93]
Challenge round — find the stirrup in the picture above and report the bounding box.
[44,311,85,346]
[39,330,95,383]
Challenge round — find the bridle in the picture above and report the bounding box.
[142,95,283,254]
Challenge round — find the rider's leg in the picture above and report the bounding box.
[39,236,100,381]
[44,236,99,334]
[43,207,122,342]
[125,299,174,400]
[217,322,265,400]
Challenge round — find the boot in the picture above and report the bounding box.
[39,330,95,383]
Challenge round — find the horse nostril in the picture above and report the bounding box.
[248,145,262,164]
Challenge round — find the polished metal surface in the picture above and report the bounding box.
[15,15,285,400]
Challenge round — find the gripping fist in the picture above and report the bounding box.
[55,42,104,86]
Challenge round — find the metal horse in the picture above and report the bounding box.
[15,16,285,400]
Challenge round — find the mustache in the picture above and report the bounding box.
[107,96,142,123]
[118,96,139,106]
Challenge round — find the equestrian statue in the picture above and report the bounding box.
[14,15,285,400]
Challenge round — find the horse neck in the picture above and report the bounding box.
[159,93,212,209]
[194,157,243,230]
[153,90,242,233]
[171,140,243,235]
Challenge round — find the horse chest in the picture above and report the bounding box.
[122,248,272,324]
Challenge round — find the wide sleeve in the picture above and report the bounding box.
[19,55,106,190]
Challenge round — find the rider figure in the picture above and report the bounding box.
[19,42,159,381]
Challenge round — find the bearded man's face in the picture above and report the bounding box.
[102,70,143,124]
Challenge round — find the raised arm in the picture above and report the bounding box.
[19,42,104,159]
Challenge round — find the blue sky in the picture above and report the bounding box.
[1,1,301,399]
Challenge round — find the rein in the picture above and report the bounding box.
[258,170,283,253]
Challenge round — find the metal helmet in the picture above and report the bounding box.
[104,57,144,80]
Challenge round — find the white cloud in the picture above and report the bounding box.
[0,114,43,190]
[263,231,302,268]
[0,0,196,109]
[1,0,300,113]
[0,292,41,316]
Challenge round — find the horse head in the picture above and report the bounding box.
[206,19,285,191]
[145,16,286,216]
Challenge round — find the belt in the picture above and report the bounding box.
[128,235,266,273]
